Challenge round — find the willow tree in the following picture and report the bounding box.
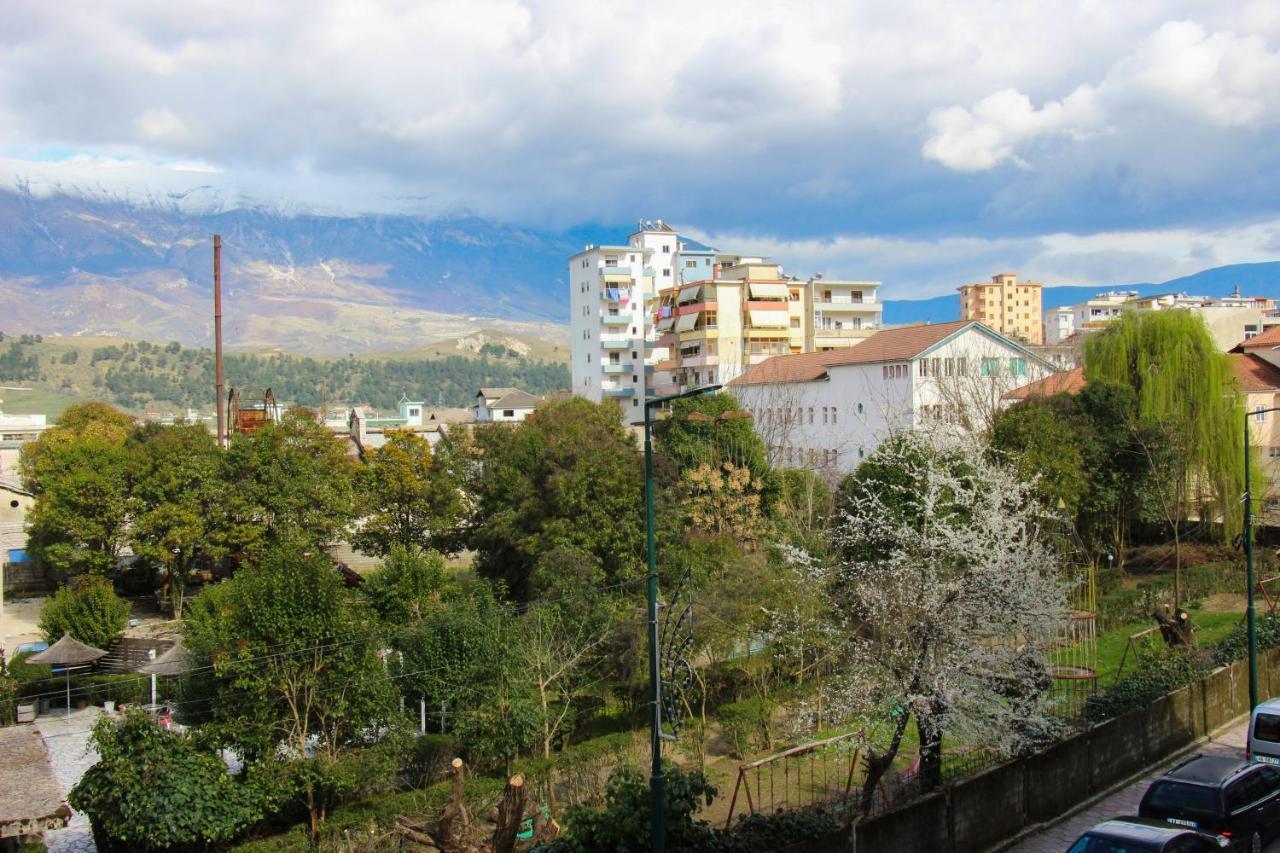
[1084,310,1244,603]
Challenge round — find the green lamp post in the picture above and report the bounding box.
[643,383,720,853]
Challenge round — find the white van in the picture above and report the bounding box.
[1248,698,1280,765]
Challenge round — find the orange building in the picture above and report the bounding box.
[958,272,1044,345]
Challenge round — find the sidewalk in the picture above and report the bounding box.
[1005,714,1280,851]
[34,708,101,853]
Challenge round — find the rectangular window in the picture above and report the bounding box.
[831,408,837,424]
[685,260,697,268]
[1010,357,1027,377]
[790,317,801,328]
[808,406,814,424]
[919,360,928,377]
[981,357,1000,377]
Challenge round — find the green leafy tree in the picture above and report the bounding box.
[465,398,643,600]
[990,393,1089,512]
[1086,310,1245,598]
[181,538,397,838]
[38,575,130,650]
[69,710,271,852]
[21,403,135,576]
[222,409,357,556]
[127,423,226,615]
[352,430,464,556]
[362,545,449,625]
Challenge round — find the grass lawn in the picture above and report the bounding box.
[1089,607,1243,686]
[0,385,86,418]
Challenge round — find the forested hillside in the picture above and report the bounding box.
[0,333,569,413]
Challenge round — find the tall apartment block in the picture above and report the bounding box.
[568,221,683,420]
[958,272,1044,345]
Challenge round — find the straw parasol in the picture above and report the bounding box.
[26,633,107,716]
[139,640,190,707]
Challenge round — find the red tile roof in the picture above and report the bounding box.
[1238,325,1280,350]
[1230,353,1280,393]
[729,321,972,386]
[1002,367,1086,400]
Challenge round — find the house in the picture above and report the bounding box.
[728,320,1054,474]
[0,411,47,478]
[0,474,32,527]
[474,388,539,423]
[346,396,472,455]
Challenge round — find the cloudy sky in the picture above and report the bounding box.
[3,0,1280,296]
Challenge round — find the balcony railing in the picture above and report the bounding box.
[602,363,634,374]
[601,338,633,350]
[602,386,636,398]
[601,265,632,277]
[602,313,631,325]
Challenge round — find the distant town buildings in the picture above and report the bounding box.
[474,387,539,422]
[1043,287,1279,350]
[728,320,1052,474]
[959,273,1044,345]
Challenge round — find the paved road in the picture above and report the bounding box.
[1007,715,1280,852]
[35,708,101,853]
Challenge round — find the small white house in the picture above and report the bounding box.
[474,388,540,423]
[728,320,1055,474]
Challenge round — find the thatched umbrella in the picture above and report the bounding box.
[26,633,107,717]
[139,640,190,707]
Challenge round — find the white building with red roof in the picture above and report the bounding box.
[727,320,1054,473]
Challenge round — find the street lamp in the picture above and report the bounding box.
[643,383,720,853]
[1243,406,1279,712]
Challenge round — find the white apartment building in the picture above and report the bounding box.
[1045,288,1275,350]
[0,410,47,478]
[811,278,883,350]
[728,320,1053,475]
[569,221,684,420]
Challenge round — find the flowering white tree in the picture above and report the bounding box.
[822,431,1070,809]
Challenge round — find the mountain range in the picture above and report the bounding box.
[2,187,1279,353]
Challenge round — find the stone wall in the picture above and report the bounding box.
[854,655,1268,852]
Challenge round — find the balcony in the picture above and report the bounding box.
[642,268,656,277]
[601,313,631,326]
[601,338,633,351]
[601,265,632,277]
[600,287,630,302]
[602,386,636,398]
[681,354,719,368]
[602,363,634,374]
[814,300,878,311]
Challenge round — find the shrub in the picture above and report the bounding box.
[1084,649,1205,723]
[1212,615,1280,667]
[39,576,130,651]
[76,674,149,707]
[718,698,775,759]
[401,733,457,789]
[70,709,271,851]
[1095,567,1124,597]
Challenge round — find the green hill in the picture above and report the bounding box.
[0,333,570,415]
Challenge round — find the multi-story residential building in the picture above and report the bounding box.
[1044,306,1075,345]
[728,320,1053,475]
[1045,288,1272,351]
[811,278,883,350]
[569,221,684,420]
[0,410,47,478]
[652,256,812,394]
[958,273,1044,345]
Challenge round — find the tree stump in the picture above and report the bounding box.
[492,773,526,853]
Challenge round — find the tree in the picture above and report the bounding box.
[464,398,644,600]
[1085,310,1245,601]
[222,409,357,556]
[181,538,397,838]
[828,432,1069,804]
[39,575,130,651]
[21,403,134,576]
[127,423,225,616]
[990,393,1089,512]
[362,545,449,625]
[352,430,463,557]
[69,710,270,851]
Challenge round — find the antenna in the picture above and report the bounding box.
[213,235,226,448]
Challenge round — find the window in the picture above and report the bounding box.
[981,357,1000,377]
[663,245,671,253]
[831,408,837,424]
[1145,782,1220,822]
[633,399,638,407]
[822,406,829,424]
[856,403,863,415]
[1010,357,1026,377]
[790,290,800,301]
[919,360,928,377]
[808,406,814,424]
[503,409,515,418]
[686,260,697,268]
[1254,712,1280,743]
[957,357,967,376]
[791,317,800,328]
[944,358,955,377]
[663,269,671,277]
[705,311,717,328]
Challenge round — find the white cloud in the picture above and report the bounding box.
[924,19,1280,172]
[923,86,1099,171]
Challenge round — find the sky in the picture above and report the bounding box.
[3,0,1280,297]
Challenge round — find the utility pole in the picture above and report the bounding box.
[643,383,720,853]
[213,235,226,448]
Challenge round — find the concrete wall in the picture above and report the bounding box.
[855,657,1265,852]
[2,560,51,595]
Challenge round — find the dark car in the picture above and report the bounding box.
[1067,818,1229,852]
[1138,755,1280,851]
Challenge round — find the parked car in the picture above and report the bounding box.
[1067,818,1230,851]
[1248,699,1280,766]
[1139,755,1280,851]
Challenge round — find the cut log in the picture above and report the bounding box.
[434,758,468,851]
[492,773,526,853]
